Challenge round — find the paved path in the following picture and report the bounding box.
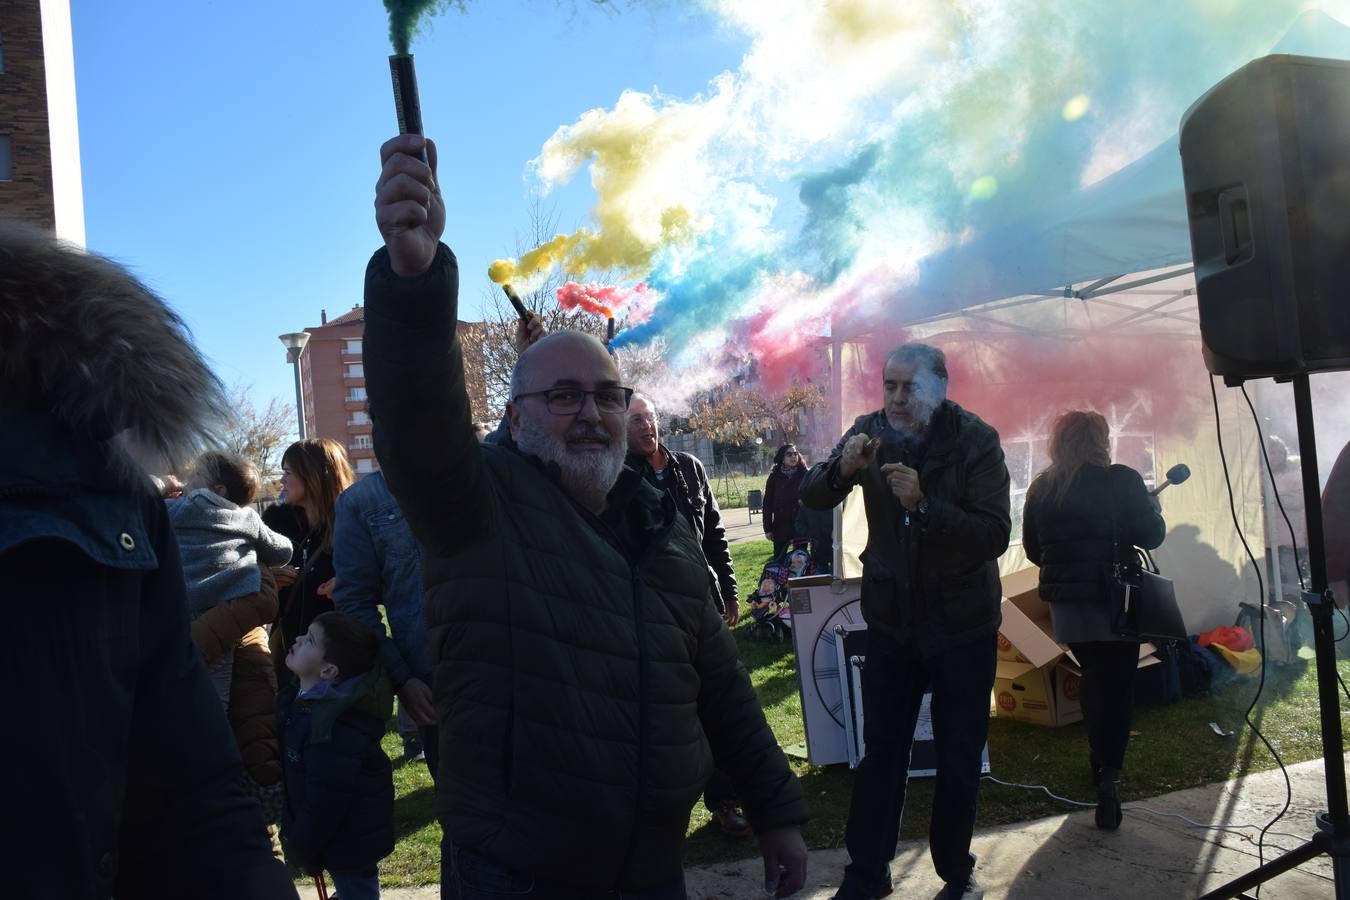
[722,507,769,545]
[294,756,1340,898]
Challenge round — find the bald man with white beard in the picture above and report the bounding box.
[363,133,808,899]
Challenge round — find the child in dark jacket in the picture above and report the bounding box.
[280,611,395,899]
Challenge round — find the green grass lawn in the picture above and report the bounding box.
[373,538,1350,886]
[710,471,765,510]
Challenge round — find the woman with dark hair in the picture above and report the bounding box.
[271,438,355,679]
[1022,410,1165,830]
[763,443,808,560]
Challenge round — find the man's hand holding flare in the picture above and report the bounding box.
[838,434,878,480]
[375,135,444,278]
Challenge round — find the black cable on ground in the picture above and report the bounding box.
[1211,375,1292,897]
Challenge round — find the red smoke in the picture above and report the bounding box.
[557,281,651,323]
[839,329,1211,441]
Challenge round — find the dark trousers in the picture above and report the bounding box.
[841,631,997,895]
[772,538,791,560]
[1069,641,1139,773]
[444,844,685,899]
[703,767,736,811]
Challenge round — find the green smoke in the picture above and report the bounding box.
[384,0,460,55]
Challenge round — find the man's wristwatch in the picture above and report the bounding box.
[914,497,930,519]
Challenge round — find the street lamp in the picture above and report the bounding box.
[279,332,311,440]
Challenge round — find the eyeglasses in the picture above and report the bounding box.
[513,386,635,415]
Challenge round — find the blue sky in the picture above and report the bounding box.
[70,1,745,417]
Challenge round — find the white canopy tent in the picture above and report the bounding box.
[828,11,1350,631]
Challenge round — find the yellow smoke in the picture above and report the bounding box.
[490,89,716,285]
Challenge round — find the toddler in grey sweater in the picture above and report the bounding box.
[169,451,293,710]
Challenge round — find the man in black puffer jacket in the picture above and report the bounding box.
[365,135,808,899]
[802,343,1010,900]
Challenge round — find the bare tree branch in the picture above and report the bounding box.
[219,383,294,483]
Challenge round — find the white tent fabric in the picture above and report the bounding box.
[826,11,1350,634]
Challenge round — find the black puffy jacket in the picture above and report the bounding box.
[1022,464,1166,605]
[363,245,806,892]
[802,404,1012,656]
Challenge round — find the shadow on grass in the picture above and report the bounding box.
[392,783,437,842]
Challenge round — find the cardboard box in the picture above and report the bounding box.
[994,567,1157,727]
[993,658,1083,726]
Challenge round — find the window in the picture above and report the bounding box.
[347,386,367,401]
[1,32,6,74]
[0,136,11,182]
[355,457,376,474]
[346,363,364,378]
[344,339,362,355]
[351,434,373,450]
[349,410,370,426]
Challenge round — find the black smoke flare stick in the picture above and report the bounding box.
[500,284,532,322]
[606,316,615,344]
[388,53,428,164]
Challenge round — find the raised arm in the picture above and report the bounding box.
[363,135,491,556]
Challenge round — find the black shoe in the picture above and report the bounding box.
[1095,768,1123,830]
[832,883,892,900]
[942,874,983,899]
[402,735,424,762]
[940,875,982,899]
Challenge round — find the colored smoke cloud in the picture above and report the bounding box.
[507,0,1350,404]
[383,0,456,54]
[557,280,651,323]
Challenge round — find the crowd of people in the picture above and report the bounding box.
[1,130,1171,900]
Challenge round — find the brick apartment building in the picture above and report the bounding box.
[298,306,490,478]
[0,0,84,242]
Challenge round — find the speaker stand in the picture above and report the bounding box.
[1200,373,1350,899]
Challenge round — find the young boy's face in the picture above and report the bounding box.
[285,622,337,683]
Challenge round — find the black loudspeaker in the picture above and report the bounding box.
[1180,54,1350,384]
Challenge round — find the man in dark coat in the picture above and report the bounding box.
[0,219,297,899]
[802,343,1011,900]
[626,393,751,838]
[366,134,808,898]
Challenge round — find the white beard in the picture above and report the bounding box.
[515,416,628,512]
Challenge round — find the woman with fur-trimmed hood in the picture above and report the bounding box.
[0,219,298,899]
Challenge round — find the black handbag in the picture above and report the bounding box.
[1111,509,1187,640]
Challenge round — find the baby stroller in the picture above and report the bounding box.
[746,540,815,642]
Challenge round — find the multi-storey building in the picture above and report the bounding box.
[0,0,83,242]
[299,306,490,478]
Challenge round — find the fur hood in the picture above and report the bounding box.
[0,218,226,478]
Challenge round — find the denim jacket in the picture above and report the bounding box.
[332,470,430,687]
